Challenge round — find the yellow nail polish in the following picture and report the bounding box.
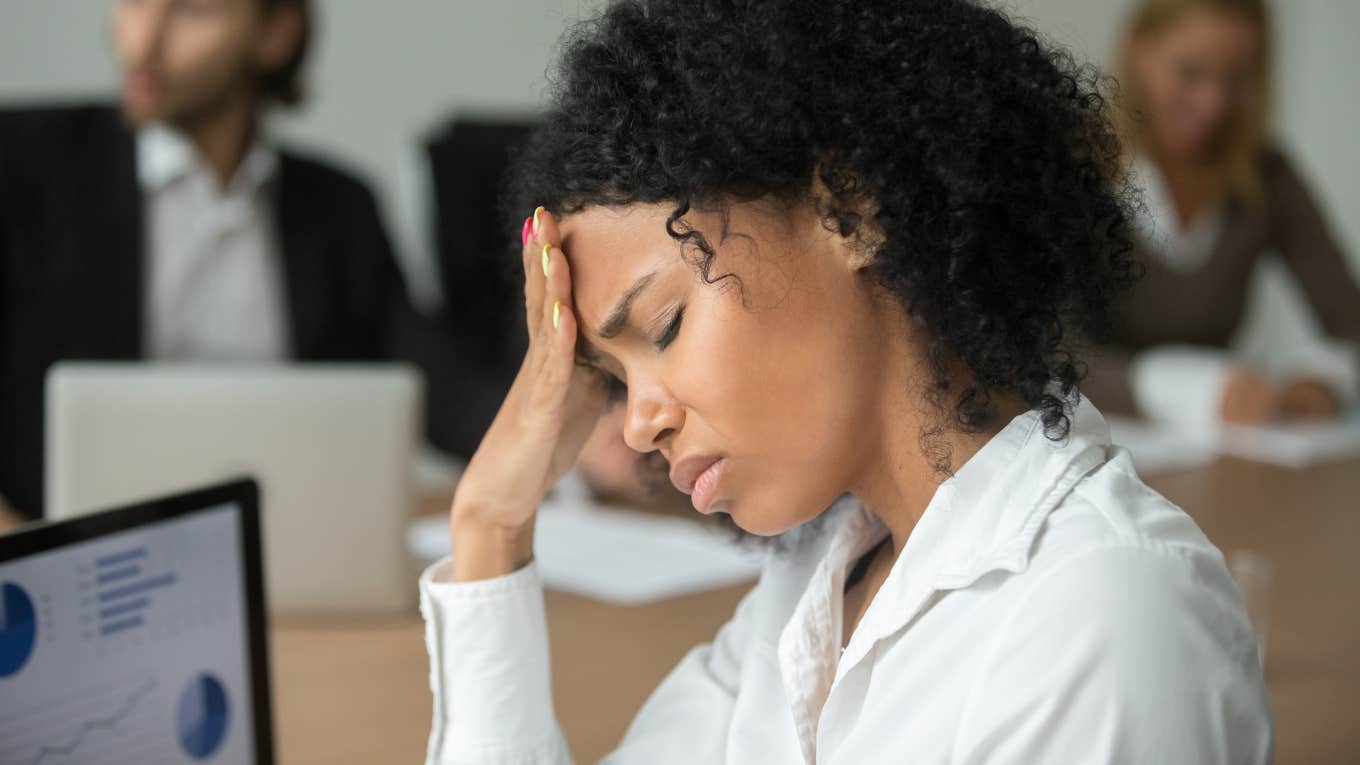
[533,206,545,237]
[552,300,562,329]
[541,244,551,277]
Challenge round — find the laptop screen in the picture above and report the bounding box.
[0,480,271,764]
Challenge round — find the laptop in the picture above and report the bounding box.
[45,363,422,614]
[0,479,274,764]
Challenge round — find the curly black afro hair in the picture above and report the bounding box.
[510,0,1137,447]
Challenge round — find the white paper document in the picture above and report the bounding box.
[1218,418,1360,468]
[407,500,765,605]
[1105,417,1218,474]
[1107,411,1360,474]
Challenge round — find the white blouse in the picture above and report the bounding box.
[418,398,1272,764]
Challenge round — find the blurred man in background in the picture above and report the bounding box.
[0,0,421,518]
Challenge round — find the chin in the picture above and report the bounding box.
[713,500,842,553]
[719,496,827,538]
[721,509,786,538]
[121,100,160,127]
[1159,129,1213,162]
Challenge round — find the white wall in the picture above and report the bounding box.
[1,0,1356,340]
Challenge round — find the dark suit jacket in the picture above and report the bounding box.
[0,104,427,518]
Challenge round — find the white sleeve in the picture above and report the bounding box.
[601,584,758,763]
[419,558,758,765]
[419,557,572,765]
[952,544,1273,764]
[1129,345,1233,430]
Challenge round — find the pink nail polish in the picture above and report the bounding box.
[521,216,532,246]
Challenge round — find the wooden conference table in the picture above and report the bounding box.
[3,457,1356,763]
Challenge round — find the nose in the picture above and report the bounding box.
[1188,78,1233,132]
[621,380,684,454]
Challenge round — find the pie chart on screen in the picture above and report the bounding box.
[177,673,231,759]
[0,581,37,678]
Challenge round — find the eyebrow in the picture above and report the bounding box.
[596,271,658,340]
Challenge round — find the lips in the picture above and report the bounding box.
[669,455,727,514]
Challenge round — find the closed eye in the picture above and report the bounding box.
[655,306,684,350]
[575,356,628,405]
[605,374,628,403]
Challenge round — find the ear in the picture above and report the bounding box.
[828,199,883,275]
[808,165,882,274]
[841,217,881,273]
[255,2,304,72]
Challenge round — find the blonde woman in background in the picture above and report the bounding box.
[1085,0,1360,425]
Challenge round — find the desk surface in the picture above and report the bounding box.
[5,458,1357,763]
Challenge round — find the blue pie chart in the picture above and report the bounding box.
[0,582,37,678]
[176,673,230,759]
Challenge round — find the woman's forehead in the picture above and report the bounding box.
[560,204,680,319]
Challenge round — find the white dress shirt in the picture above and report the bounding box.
[418,397,1272,764]
[137,123,289,361]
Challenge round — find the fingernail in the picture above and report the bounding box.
[533,206,546,238]
[541,244,552,278]
[521,216,532,246]
[552,300,562,329]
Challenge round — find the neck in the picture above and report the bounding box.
[176,88,260,186]
[1151,152,1217,227]
[850,336,1027,555]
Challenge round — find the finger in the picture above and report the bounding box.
[532,205,563,251]
[525,241,570,377]
[520,209,542,303]
[527,294,581,417]
[550,302,610,437]
[542,238,575,323]
[521,206,556,339]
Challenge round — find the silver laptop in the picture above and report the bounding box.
[44,363,421,615]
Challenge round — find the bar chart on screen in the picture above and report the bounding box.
[78,544,180,643]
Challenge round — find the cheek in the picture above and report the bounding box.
[1148,63,1190,111]
[111,8,149,63]
[671,276,875,498]
[672,286,823,440]
[164,24,251,84]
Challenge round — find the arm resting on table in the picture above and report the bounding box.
[420,557,756,764]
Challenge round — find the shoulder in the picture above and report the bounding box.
[0,103,126,155]
[953,458,1271,760]
[0,102,126,164]
[1023,452,1246,644]
[980,452,1265,710]
[1257,143,1293,175]
[0,102,121,137]
[1256,143,1315,199]
[0,103,132,205]
[276,146,381,214]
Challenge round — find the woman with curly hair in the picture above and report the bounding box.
[417,0,1271,761]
